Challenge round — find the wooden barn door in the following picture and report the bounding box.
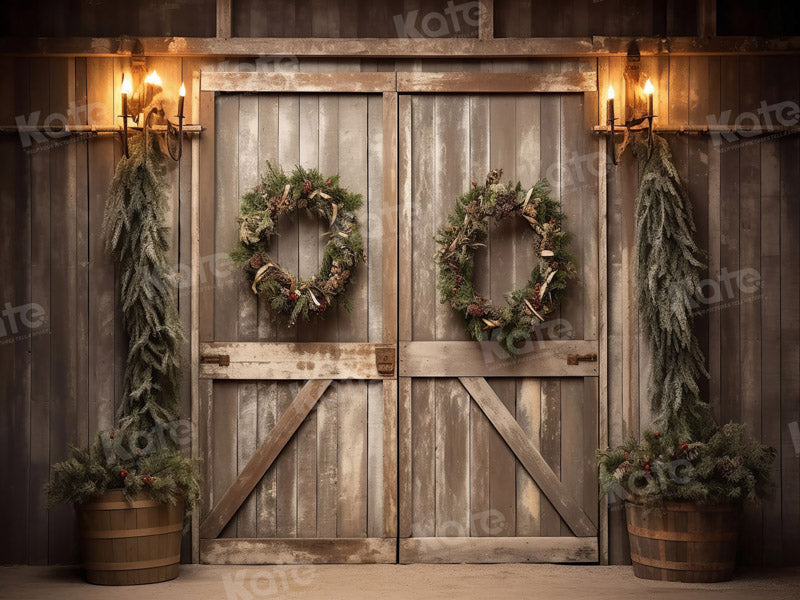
[397,89,602,563]
[194,74,398,564]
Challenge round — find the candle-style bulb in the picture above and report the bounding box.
[179,82,186,97]
[121,74,133,96]
[607,84,615,100]
[643,79,654,96]
[145,70,162,87]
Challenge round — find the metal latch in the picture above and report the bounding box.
[567,353,598,366]
[375,346,395,377]
[201,354,230,367]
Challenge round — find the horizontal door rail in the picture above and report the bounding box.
[400,340,599,378]
[397,71,596,93]
[201,71,397,93]
[199,341,396,380]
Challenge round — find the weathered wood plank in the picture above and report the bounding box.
[200,379,332,540]
[216,0,232,38]
[459,377,596,537]
[7,35,800,58]
[381,90,398,344]
[200,537,396,564]
[400,341,599,377]
[399,536,598,564]
[398,377,412,538]
[202,71,396,92]
[397,71,596,93]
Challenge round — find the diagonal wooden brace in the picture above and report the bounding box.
[200,379,332,539]
[459,376,597,537]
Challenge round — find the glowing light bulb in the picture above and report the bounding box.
[121,74,133,96]
[145,70,162,87]
[643,79,654,96]
[607,84,615,100]
[179,82,186,97]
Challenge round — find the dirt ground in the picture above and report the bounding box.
[2,564,799,600]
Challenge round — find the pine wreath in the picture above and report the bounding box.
[231,164,365,325]
[436,169,577,351]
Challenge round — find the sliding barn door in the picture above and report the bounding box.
[197,91,397,564]
[397,92,601,563]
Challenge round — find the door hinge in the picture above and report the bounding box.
[375,346,396,377]
[567,353,597,366]
[201,354,230,367]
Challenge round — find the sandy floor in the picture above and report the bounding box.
[1,564,799,600]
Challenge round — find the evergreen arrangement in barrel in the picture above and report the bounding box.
[45,134,200,586]
[596,135,774,583]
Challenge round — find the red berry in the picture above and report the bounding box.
[472,182,477,187]
[680,443,689,452]
[120,469,128,479]
[109,432,114,439]
[326,178,332,185]
[143,475,153,486]
[653,431,660,437]
[136,448,142,454]
[623,451,629,458]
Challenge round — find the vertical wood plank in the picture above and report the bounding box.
[738,55,763,564]
[29,57,51,565]
[48,57,80,564]
[212,92,240,539]
[434,94,471,537]
[0,56,32,565]
[719,56,741,426]
[410,95,436,538]
[778,56,800,564]
[236,92,259,539]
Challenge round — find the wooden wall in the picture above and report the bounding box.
[0,52,798,566]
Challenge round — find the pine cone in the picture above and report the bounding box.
[303,180,312,194]
[486,168,503,185]
[467,303,484,317]
[249,252,265,270]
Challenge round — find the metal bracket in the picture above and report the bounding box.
[567,353,598,366]
[375,346,396,377]
[201,354,230,367]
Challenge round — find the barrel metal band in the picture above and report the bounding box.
[83,555,181,571]
[627,525,738,542]
[81,523,184,539]
[630,553,732,572]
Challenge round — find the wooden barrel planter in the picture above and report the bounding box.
[76,490,184,585]
[625,501,740,583]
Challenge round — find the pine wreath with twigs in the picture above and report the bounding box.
[436,169,578,352]
[231,163,366,325]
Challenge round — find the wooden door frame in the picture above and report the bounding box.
[190,70,607,564]
[191,71,398,564]
[395,75,609,564]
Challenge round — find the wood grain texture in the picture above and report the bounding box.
[399,536,598,563]
[200,379,332,540]
[397,71,596,93]
[400,341,599,377]
[199,342,394,379]
[459,377,596,537]
[200,537,396,564]
[202,71,395,92]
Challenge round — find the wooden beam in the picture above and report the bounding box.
[3,36,799,58]
[698,0,717,38]
[381,91,398,344]
[478,0,494,42]
[597,136,609,566]
[399,536,598,564]
[459,377,597,537]
[216,0,232,39]
[397,71,596,93]
[200,538,396,564]
[199,342,395,380]
[400,341,599,378]
[199,379,332,539]
[190,70,201,565]
[201,71,396,93]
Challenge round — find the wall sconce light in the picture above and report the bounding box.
[120,68,193,162]
[606,42,657,165]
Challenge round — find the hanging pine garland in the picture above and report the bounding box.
[231,164,365,325]
[103,132,184,436]
[436,169,577,352]
[635,135,713,439]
